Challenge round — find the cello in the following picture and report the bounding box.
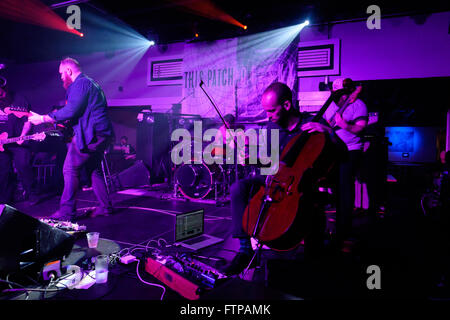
[242,87,353,251]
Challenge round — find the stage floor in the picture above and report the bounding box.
[5,185,450,301]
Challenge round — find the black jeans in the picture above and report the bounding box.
[59,137,112,215]
[0,146,33,204]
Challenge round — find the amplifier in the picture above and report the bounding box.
[144,253,227,300]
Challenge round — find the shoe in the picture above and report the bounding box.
[223,252,255,276]
[89,207,113,218]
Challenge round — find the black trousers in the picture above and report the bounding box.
[0,146,34,204]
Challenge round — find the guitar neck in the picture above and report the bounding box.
[312,89,343,122]
[329,97,352,127]
[1,134,36,145]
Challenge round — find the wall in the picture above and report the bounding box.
[298,11,450,91]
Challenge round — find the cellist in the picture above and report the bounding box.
[224,82,345,275]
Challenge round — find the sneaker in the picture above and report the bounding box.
[223,252,256,276]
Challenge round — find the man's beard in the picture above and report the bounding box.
[62,76,73,90]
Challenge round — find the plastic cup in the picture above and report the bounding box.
[95,255,109,284]
[86,232,100,248]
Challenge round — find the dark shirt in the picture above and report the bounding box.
[48,74,114,152]
[0,92,31,149]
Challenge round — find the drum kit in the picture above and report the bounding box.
[172,140,259,202]
[170,81,261,203]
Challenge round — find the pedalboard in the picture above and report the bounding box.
[144,253,227,300]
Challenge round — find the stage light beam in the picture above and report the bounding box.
[169,0,246,30]
[0,0,83,37]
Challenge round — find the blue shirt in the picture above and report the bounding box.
[49,74,114,152]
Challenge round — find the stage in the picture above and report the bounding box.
[2,181,449,302]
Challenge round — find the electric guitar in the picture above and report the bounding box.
[4,105,74,142]
[0,132,46,151]
[0,131,61,152]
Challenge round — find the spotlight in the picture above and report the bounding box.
[243,25,247,30]
[195,33,199,38]
[79,33,84,37]
[148,40,155,46]
[304,20,309,26]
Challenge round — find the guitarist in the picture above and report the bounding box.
[29,57,114,221]
[224,82,345,275]
[0,80,37,205]
[323,78,367,253]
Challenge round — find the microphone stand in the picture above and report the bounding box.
[198,81,240,185]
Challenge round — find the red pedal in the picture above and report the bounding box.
[144,257,200,300]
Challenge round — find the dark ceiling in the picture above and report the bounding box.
[1,0,449,63]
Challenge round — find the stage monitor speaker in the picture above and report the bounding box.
[113,160,150,189]
[0,204,75,274]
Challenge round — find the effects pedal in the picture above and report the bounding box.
[144,252,227,300]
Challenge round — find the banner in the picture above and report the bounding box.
[182,28,299,122]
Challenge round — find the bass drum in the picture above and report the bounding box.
[175,163,224,199]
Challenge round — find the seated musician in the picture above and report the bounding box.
[212,114,247,163]
[224,82,345,275]
[110,135,136,172]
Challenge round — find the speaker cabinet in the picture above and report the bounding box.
[136,113,170,183]
[0,204,75,273]
[113,160,151,189]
